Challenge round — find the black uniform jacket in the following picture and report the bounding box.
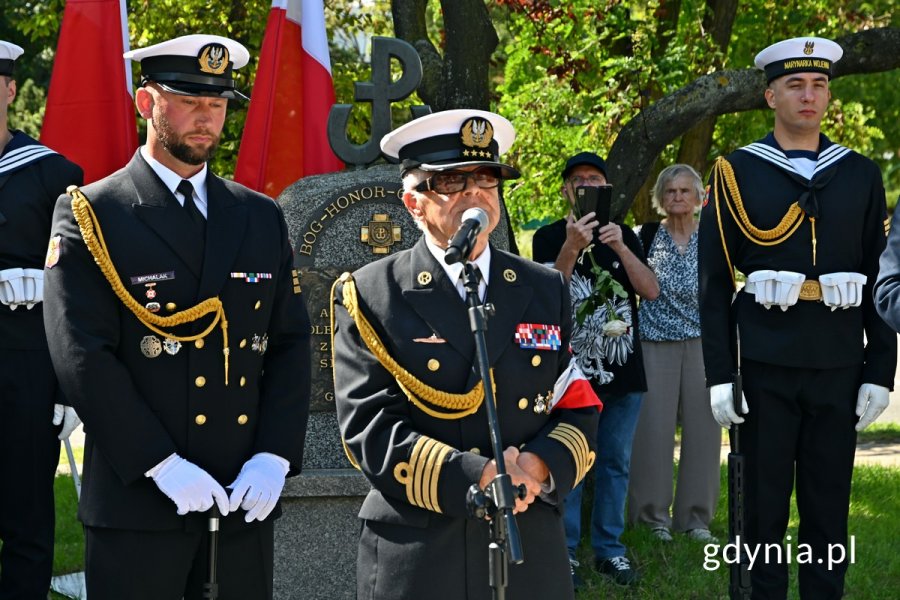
[699,134,896,387]
[0,131,82,349]
[332,238,598,598]
[43,151,311,532]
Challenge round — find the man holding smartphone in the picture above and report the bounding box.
[532,151,658,587]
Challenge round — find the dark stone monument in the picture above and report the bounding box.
[271,37,512,600]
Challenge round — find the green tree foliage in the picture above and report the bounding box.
[494,0,899,227]
[4,0,897,217]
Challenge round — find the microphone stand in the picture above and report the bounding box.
[459,261,525,600]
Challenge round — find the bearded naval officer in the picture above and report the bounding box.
[42,34,310,600]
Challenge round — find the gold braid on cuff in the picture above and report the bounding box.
[69,185,231,384]
[548,423,595,487]
[393,436,454,513]
[332,273,494,420]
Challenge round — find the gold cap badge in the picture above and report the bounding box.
[198,43,229,75]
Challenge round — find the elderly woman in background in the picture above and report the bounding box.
[626,164,720,542]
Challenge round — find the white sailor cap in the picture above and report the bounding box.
[124,34,250,100]
[0,40,25,77]
[381,109,521,179]
[754,37,843,84]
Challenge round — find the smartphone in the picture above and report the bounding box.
[576,185,612,227]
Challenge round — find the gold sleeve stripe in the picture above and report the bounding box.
[393,436,454,513]
[885,217,891,236]
[548,425,589,485]
[548,423,595,487]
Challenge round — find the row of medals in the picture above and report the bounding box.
[139,333,268,359]
[135,282,269,358]
[138,283,269,359]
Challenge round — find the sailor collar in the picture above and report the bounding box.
[738,133,850,182]
[0,131,58,176]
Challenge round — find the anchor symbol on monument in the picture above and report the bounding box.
[328,36,431,167]
[361,214,402,255]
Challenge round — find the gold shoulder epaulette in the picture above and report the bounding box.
[330,272,493,420]
[68,186,232,384]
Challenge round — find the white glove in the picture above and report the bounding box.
[855,384,890,431]
[52,404,81,440]
[820,272,867,311]
[22,268,44,309]
[0,267,26,309]
[147,453,230,516]
[710,383,749,428]
[228,453,289,522]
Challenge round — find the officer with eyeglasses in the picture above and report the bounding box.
[532,151,659,588]
[331,110,602,600]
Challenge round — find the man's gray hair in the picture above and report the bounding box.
[402,168,430,193]
[402,168,429,233]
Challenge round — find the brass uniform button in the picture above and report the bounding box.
[240,376,247,387]
[166,302,177,312]
[470,447,481,455]
[518,398,529,410]
[531,355,541,367]
[194,339,204,349]
[195,376,206,388]
[240,339,247,349]
[195,414,207,425]
[254,300,261,310]
[427,359,440,372]
[237,414,249,425]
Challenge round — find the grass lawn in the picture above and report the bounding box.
[571,463,899,599]
[44,437,899,599]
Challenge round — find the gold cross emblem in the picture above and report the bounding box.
[361,214,402,255]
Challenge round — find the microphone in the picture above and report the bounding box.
[444,207,489,265]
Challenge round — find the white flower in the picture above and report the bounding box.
[602,319,628,337]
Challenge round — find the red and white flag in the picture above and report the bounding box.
[235,0,343,198]
[551,362,603,412]
[40,0,138,184]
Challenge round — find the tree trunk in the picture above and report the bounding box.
[675,0,738,178]
[608,27,900,218]
[391,0,497,111]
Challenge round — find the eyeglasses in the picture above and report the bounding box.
[415,168,501,194]
[567,175,606,186]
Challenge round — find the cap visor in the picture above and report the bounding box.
[419,160,521,180]
[156,81,248,101]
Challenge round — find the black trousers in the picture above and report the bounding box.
[740,359,860,600]
[84,518,274,600]
[0,348,61,600]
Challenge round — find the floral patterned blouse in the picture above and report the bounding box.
[636,224,701,342]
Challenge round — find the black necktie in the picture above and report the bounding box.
[458,265,485,301]
[177,179,205,235]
